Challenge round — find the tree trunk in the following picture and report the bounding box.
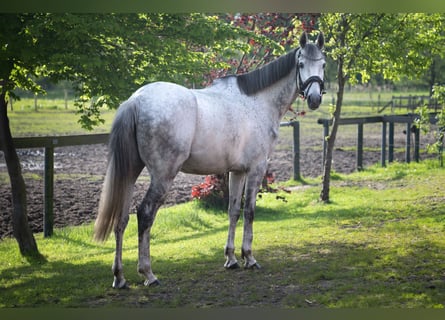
[319,59,346,203]
[0,92,41,258]
[429,59,436,96]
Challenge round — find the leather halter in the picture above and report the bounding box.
[296,50,326,99]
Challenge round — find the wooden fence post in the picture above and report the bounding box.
[388,121,394,163]
[357,123,363,171]
[381,121,387,167]
[280,121,301,181]
[414,126,420,162]
[322,120,329,169]
[291,121,301,180]
[44,146,54,237]
[405,122,411,163]
[1,134,110,238]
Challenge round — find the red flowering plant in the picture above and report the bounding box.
[191,175,223,199]
[191,169,279,208]
[261,170,276,192]
[191,174,228,208]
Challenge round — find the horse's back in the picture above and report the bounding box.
[132,81,196,113]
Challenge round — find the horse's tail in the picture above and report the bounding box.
[94,100,140,242]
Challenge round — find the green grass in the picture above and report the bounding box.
[1,160,444,308]
[7,98,116,137]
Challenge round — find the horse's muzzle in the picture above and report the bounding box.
[307,93,322,110]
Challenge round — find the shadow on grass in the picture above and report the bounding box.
[1,232,443,308]
[0,259,111,307]
[2,182,444,307]
[254,200,365,224]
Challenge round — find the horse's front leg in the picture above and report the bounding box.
[241,164,267,269]
[224,172,246,269]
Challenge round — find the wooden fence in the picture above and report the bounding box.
[378,95,441,113]
[3,134,109,237]
[317,113,437,171]
[1,115,436,237]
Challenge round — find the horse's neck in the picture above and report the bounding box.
[255,69,298,122]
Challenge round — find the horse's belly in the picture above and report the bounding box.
[180,151,246,175]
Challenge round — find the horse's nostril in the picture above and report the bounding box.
[307,94,321,110]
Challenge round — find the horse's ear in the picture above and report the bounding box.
[299,31,308,48]
[316,32,324,49]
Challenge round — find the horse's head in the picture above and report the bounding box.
[296,32,325,110]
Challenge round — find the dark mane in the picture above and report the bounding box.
[236,49,298,96]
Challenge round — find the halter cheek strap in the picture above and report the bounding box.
[296,50,326,99]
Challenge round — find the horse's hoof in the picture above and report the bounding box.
[112,279,129,289]
[224,261,240,269]
[245,262,261,269]
[144,279,161,287]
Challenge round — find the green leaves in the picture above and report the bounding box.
[1,13,264,129]
[415,84,445,164]
[5,13,444,129]
[320,13,445,86]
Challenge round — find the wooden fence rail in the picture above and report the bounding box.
[378,95,441,113]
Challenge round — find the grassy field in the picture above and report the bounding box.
[0,160,444,308]
[6,98,115,137]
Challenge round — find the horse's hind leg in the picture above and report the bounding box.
[137,174,175,286]
[113,164,143,289]
[112,209,130,288]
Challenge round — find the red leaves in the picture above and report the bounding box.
[297,13,320,32]
[265,171,275,184]
[288,105,306,118]
[191,175,222,199]
[191,170,277,201]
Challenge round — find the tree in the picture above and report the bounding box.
[195,13,303,87]
[318,13,445,202]
[0,13,254,256]
[415,85,445,166]
[426,57,445,95]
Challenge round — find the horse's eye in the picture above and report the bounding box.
[322,63,326,69]
[298,62,304,69]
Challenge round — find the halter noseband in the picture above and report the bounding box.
[296,50,326,99]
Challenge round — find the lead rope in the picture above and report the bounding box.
[288,58,306,120]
